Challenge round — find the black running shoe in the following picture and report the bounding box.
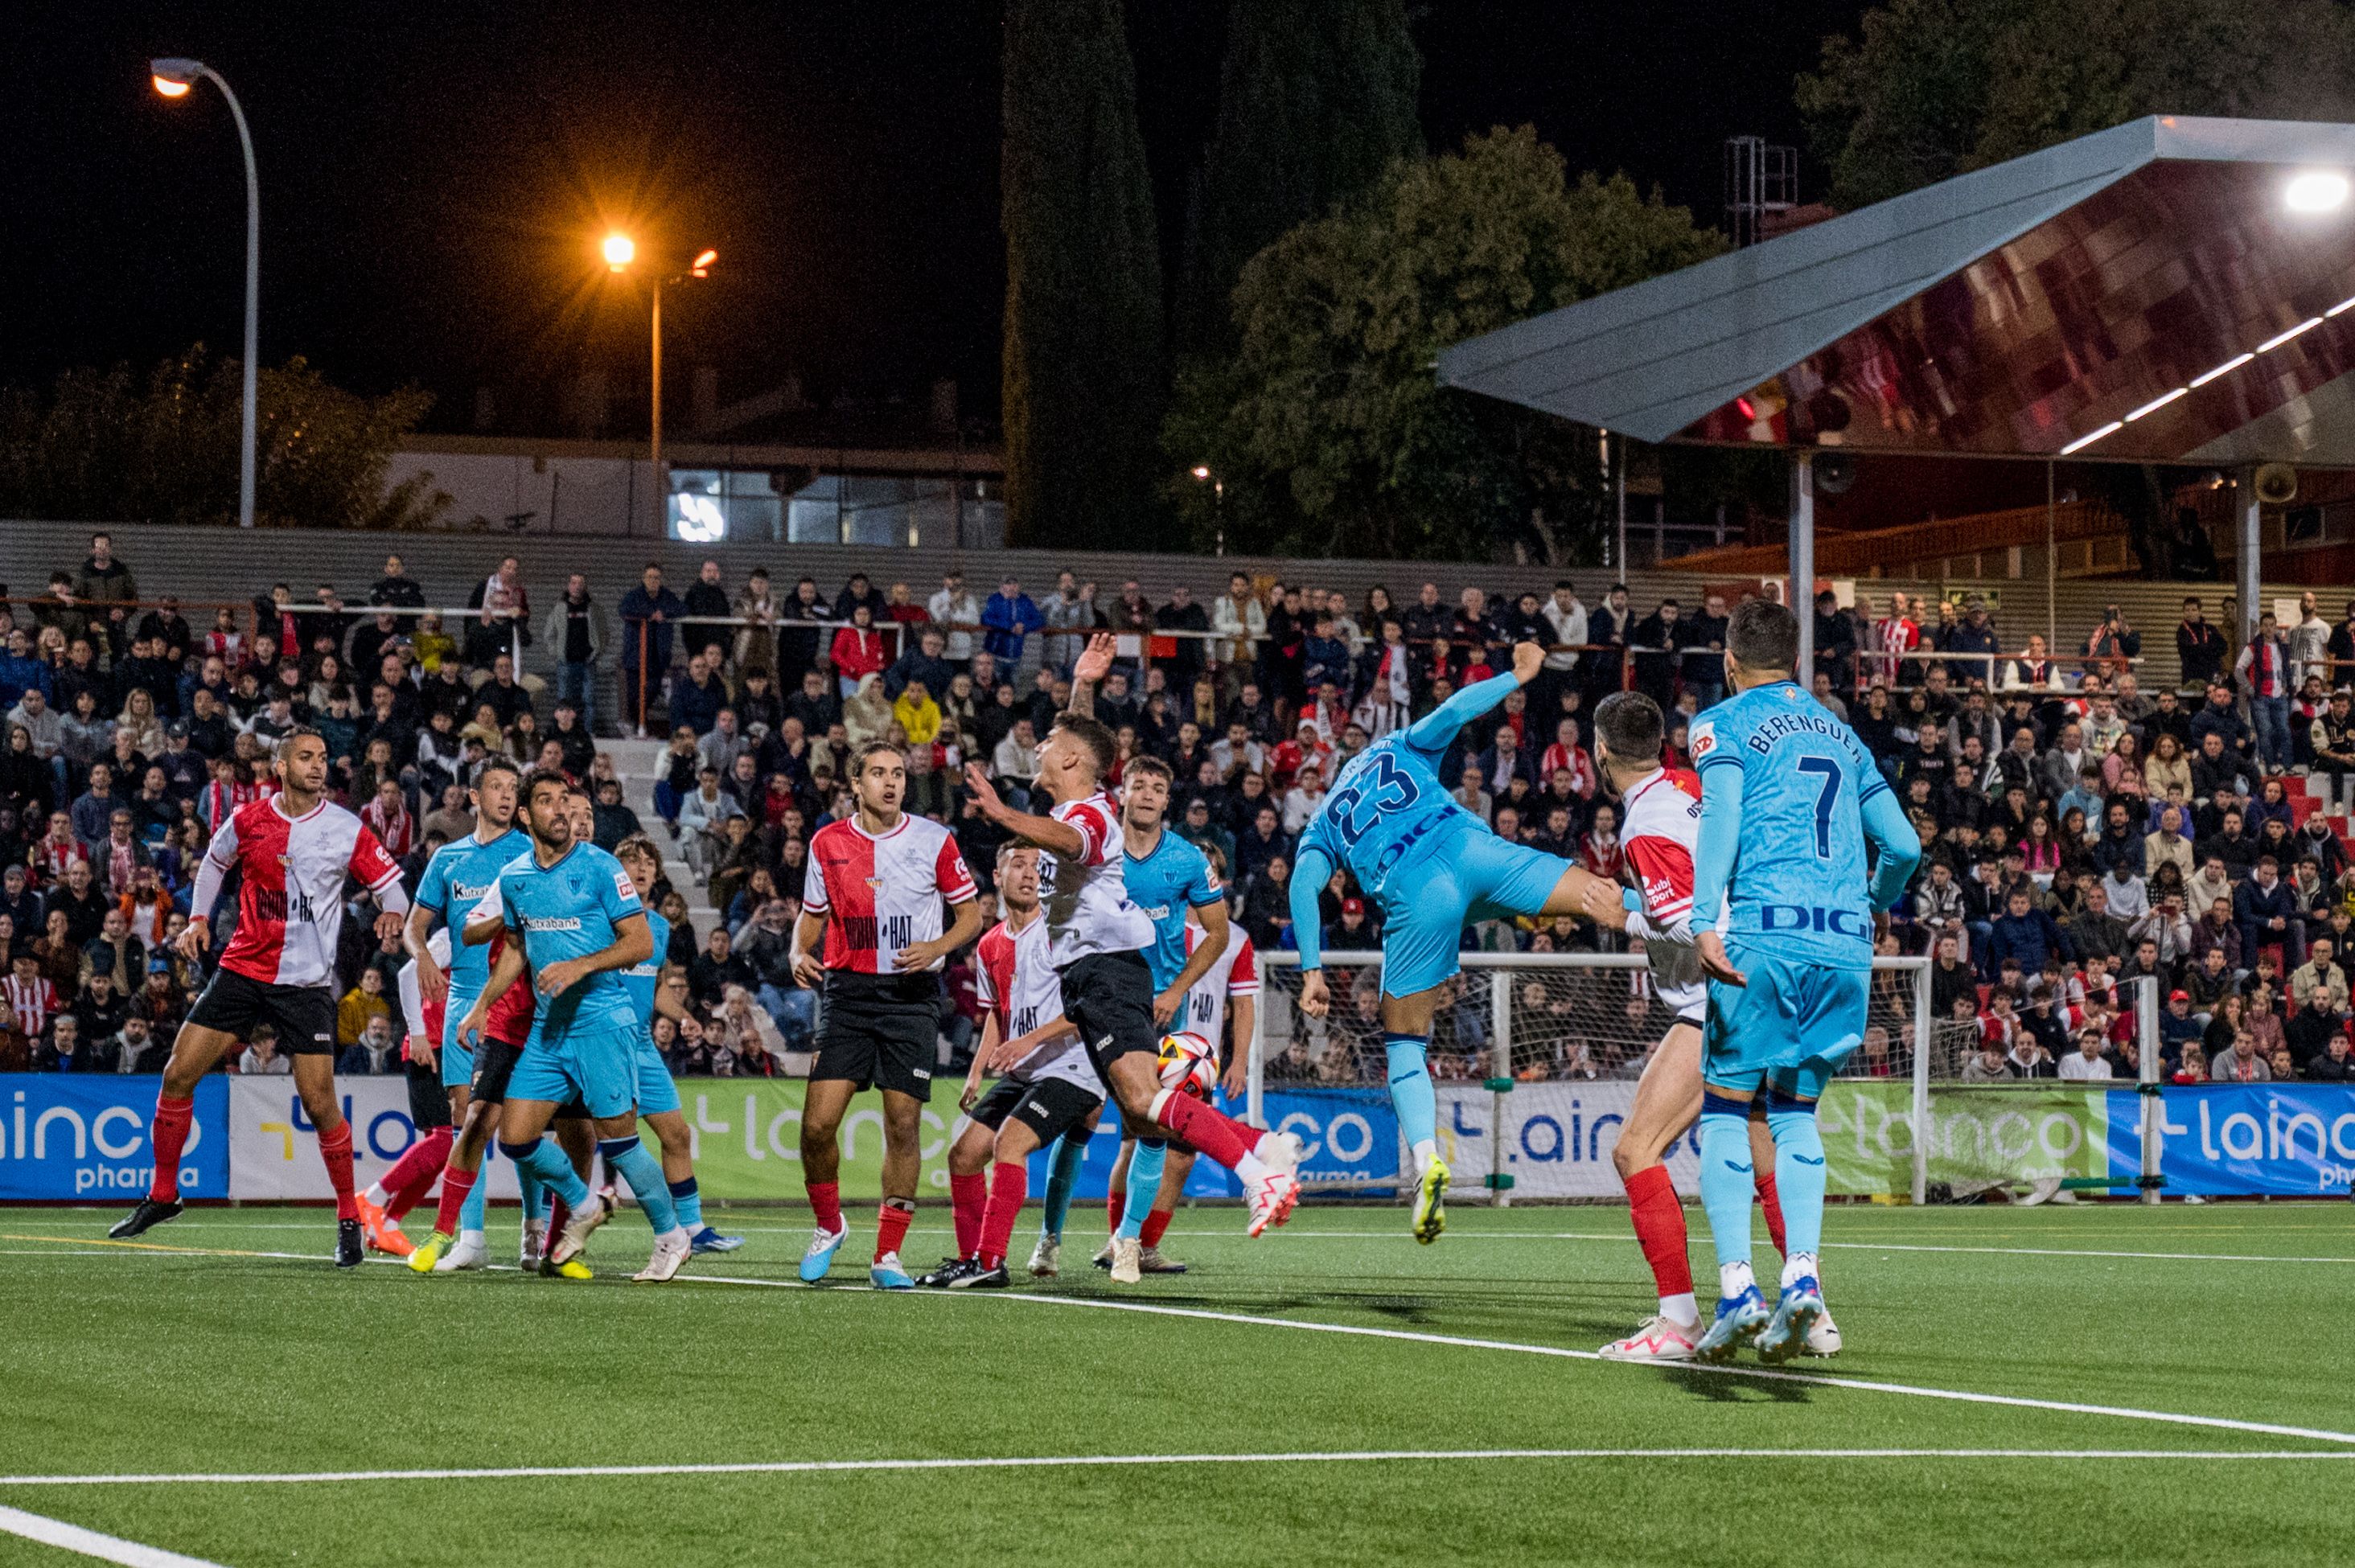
[109,1198,183,1239]
[916,1256,980,1288]
[946,1262,1010,1289]
[336,1218,365,1269]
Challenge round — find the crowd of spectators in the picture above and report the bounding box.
[10,528,2355,1090]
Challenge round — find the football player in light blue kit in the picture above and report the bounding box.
[612,831,741,1255]
[400,757,536,1270]
[476,768,694,1283]
[1687,599,1918,1363]
[1292,640,1616,1243]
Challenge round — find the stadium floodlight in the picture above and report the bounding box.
[602,232,637,272]
[150,57,259,529]
[2284,170,2350,213]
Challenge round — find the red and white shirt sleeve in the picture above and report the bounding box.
[211,798,409,990]
[1040,793,1156,968]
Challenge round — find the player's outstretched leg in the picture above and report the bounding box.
[1599,1024,1704,1360]
[1746,1109,1835,1354]
[1383,1032,1448,1243]
[798,1082,855,1282]
[1753,1082,1829,1364]
[598,1133,690,1283]
[113,1022,239,1241]
[359,1127,449,1258]
[1691,1088,1770,1363]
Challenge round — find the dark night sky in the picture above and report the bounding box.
[4,0,1866,433]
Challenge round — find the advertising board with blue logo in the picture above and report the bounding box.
[2105,1084,2355,1197]
[0,1077,230,1201]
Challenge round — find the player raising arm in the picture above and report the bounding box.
[1685,600,1919,1363]
[1290,639,1612,1245]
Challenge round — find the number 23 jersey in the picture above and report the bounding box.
[1296,729,1478,903]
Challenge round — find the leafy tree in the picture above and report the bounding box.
[1001,0,1168,548]
[1166,127,1723,562]
[1176,0,1421,355]
[1799,0,2355,210]
[0,347,444,529]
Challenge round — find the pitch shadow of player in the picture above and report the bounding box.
[1649,1365,1815,1405]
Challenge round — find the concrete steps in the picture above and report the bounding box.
[602,737,717,942]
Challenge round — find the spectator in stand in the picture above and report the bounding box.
[929,567,980,671]
[671,652,729,736]
[2210,1030,2271,1082]
[1210,573,1266,674]
[1629,597,1681,706]
[617,563,684,729]
[680,560,732,668]
[541,572,610,738]
[2235,610,2292,774]
[2235,855,2302,971]
[2057,1025,2114,1081]
[1155,582,1209,690]
[2308,1030,2355,1081]
[980,575,1045,671]
[2286,982,2346,1073]
[2289,937,2349,1015]
[233,1024,288,1074]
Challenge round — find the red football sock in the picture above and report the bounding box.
[978,1160,1027,1269]
[1139,1208,1172,1248]
[543,1193,569,1256]
[1107,1187,1125,1235]
[1755,1168,1787,1257]
[433,1164,477,1236]
[1623,1163,1693,1300]
[316,1121,359,1222]
[382,1128,452,1220]
[875,1198,914,1262]
[147,1093,195,1203]
[949,1171,988,1258]
[807,1179,843,1233]
[1152,1092,1253,1169]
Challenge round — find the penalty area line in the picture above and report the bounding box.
[0,1503,227,1566]
[2,1447,2353,1488]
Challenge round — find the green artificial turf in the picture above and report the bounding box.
[2,1200,2350,1566]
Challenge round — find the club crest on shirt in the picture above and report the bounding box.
[1690,723,1715,758]
[277,853,293,868]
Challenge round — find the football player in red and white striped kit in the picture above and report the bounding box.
[919,841,1108,1289]
[963,633,1303,1238]
[791,740,985,1289]
[1101,898,1260,1275]
[112,730,410,1266]
[1576,692,1836,1362]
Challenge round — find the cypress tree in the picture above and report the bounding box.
[1001,0,1166,548]
[1177,0,1421,354]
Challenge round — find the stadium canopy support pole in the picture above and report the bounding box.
[1490,971,1512,1208]
[2137,975,2163,1205]
[1247,978,1266,1131]
[2238,467,2263,652]
[1790,451,1815,679]
[1910,958,1931,1205]
[2045,460,2057,655]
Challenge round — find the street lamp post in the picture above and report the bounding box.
[153,58,259,531]
[606,236,713,535]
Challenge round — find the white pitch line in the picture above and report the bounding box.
[2,1447,2350,1488]
[0,1504,227,1566]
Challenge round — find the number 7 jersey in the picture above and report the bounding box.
[1297,730,1478,902]
[1688,679,1886,964]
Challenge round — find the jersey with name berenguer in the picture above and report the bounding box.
[1039,793,1155,969]
[974,913,1101,1093]
[1297,727,1478,905]
[803,815,976,973]
[1180,923,1259,1048]
[1689,680,1884,963]
[202,796,405,989]
[413,827,529,998]
[495,842,645,1046]
[1616,765,1705,1021]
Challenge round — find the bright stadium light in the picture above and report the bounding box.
[2285,170,2350,213]
[602,232,637,271]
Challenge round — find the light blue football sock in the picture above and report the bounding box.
[1696,1093,1756,1286]
[668,1176,704,1232]
[1117,1139,1167,1239]
[516,1166,545,1229]
[1038,1133,1088,1239]
[1383,1033,1437,1160]
[460,1156,491,1234]
[502,1138,589,1212]
[600,1137,679,1233]
[1765,1098,1827,1270]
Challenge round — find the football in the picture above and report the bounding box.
[1154,1029,1219,1099]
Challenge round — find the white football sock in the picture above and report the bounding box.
[1781,1252,1819,1289]
[361,1181,391,1207]
[458,1228,484,1246]
[1719,1260,1755,1299]
[1659,1291,1699,1327]
[1235,1150,1269,1182]
[1412,1138,1439,1167]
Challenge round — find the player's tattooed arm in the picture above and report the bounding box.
[1066,631,1116,718]
[960,765,1088,861]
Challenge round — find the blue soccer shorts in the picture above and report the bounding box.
[1375,825,1569,999]
[1703,938,1869,1100]
[506,1020,639,1120]
[438,992,482,1090]
[635,1036,681,1118]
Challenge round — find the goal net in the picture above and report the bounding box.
[1247,949,2160,1205]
